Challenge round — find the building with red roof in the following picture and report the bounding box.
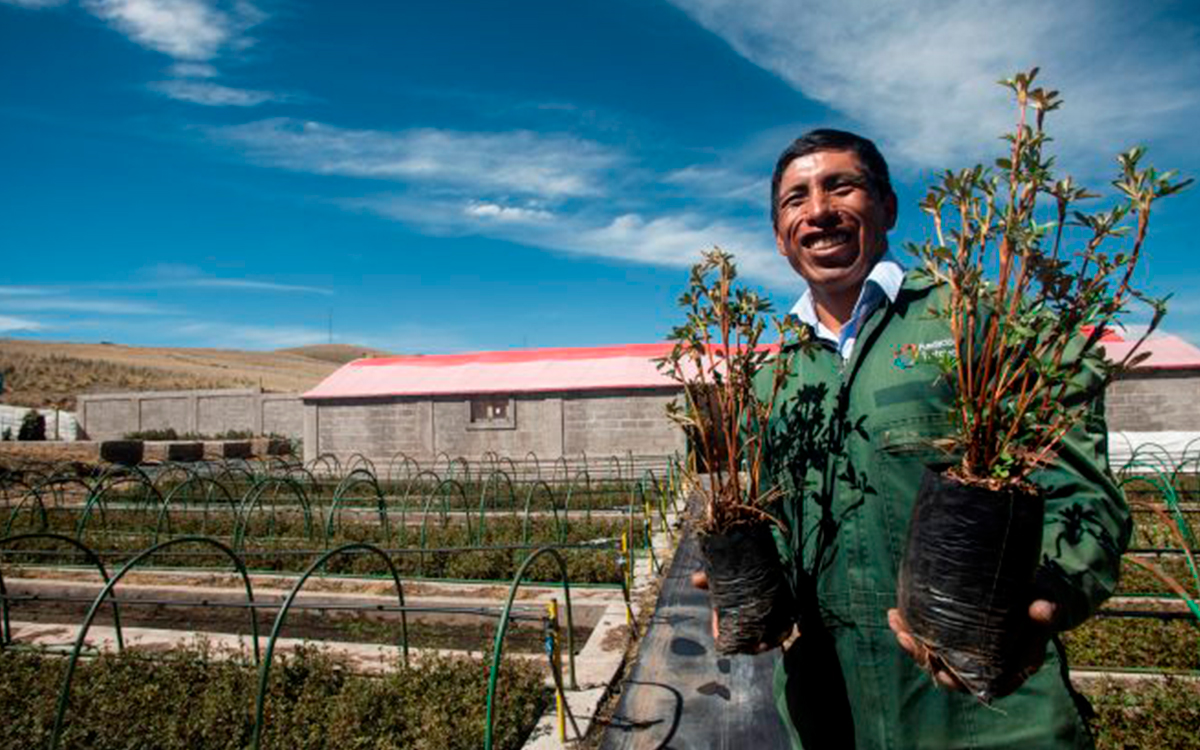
[298,333,1200,465]
[300,343,686,465]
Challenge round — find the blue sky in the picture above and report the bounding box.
[2,0,1199,353]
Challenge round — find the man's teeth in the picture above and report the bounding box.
[808,233,849,249]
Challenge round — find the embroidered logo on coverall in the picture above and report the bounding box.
[893,339,955,370]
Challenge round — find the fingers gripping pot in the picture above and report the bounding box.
[897,468,1044,702]
[699,523,796,655]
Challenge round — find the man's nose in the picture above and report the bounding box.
[805,189,837,224]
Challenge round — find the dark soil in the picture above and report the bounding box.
[7,596,592,655]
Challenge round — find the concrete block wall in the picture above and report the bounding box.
[1106,369,1200,432]
[139,395,190,432]
[433,393,564,457]
[80,397,136,438]
[313,398,430,460]
[304,387,685,465]
[563,388,684,456]
[78,389,304,440]
[263,395,304,437]
[197,394,256,435]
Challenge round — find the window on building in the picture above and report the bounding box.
[468,395,515,429]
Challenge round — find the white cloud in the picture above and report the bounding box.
[465,201,553,223]
[0,297,169,315]
[664,165,765,207]
[665,0,1200,171]
[8,270,330,297]
[561,213,780,280]
[168,61,218,78]
[182,278,331,294]
[136,264,332,294]
[150,79,281,106]
[0,315,45,332]
[215,119,624,198]
[82,0,263,61]
[358,193,785,285]
[0,286,52,296]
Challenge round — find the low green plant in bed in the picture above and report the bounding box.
[0,643,547,750]
[1061,615,1200,670]
[20,503,648,543]
[1085,677,1200,750]
[5,515,644,584]
[1117,556,1198,597]
[1128,507,1199,548]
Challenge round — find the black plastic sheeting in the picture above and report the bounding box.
[600,528,789,749]
[897,468,1044,703]
[698,523,795,655]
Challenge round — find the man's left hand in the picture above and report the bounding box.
[886,600,1059,697]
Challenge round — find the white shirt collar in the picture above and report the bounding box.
[789,253,906,357]
[789,253,905,326]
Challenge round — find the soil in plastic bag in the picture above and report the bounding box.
[897,467,1044,703]
[699,523,795,655]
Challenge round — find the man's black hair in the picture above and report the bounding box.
[770,129,894,227]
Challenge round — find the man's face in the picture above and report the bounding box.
[773,149,897,300]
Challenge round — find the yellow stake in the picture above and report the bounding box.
[620,532,634,625]
[547,598,565,741]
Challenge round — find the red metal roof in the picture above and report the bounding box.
[304,343,683,399]
[303,334,1200,401]
[1099,332,1200,371]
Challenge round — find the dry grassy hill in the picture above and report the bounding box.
[276,344,393,364]
[0,339,392,410]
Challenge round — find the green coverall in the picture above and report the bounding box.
[760,276,1131,749]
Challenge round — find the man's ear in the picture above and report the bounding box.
[885,191,898,231]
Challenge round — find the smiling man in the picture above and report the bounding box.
[747,129,1129,748]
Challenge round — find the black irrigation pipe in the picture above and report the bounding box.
[0,593,546,621]
[0,540,623,558]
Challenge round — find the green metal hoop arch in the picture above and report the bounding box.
[48,535,260,750]
[345,452,377,477]
[417,479,469,574]
[154,476,238,544]
[521,480,559,545]
[564,469,593,524]
[2,485,50,537]
[477,469,517,545]
[483,546,577,750]
[327,469,391,544]
[399,469,444,547]
[76,470,161,543]
[249,541,409,750]
[234,476,314,551]
[0,532,124,651]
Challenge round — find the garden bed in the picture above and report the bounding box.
[1061,614,1200,671]
[4,593,593,655]
[0,644,547,749]
[1116,555,1199,597]
[3,515,647,584]
[1083,677,1200,750]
